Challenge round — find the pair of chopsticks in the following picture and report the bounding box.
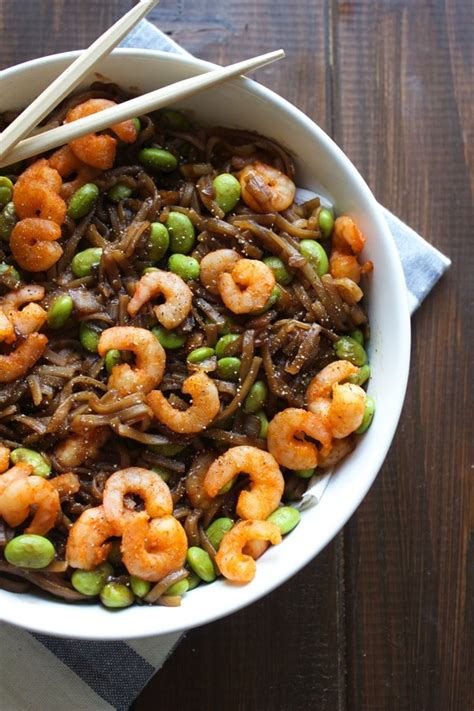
[0,0,285,169]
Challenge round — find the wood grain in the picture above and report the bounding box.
[0,1,472,709]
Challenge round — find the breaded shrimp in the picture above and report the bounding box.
[127,270,193,330]
[147,371,220,434]
[204,445,284,520]
[215,519,282,583]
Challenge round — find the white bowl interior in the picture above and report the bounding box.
[0,50,410,639]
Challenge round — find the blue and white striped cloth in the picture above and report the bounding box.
[0,19,450,711]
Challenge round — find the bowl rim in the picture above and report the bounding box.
[0,48,410,640]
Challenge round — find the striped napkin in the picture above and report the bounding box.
[0,19,450,711]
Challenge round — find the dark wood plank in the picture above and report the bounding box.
[333,2,473,709]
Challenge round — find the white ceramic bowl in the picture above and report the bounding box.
[0,49,410,639]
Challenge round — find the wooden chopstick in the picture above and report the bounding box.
[0,0,160,160]
[0,49,285,169]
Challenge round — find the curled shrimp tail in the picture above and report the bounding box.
[0,333,47,383]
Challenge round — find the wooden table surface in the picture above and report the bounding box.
[1,1,472,709]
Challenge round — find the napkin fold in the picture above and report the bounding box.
[0,18,451,711]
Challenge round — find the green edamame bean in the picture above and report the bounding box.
[130,576,152,598]
[355,396,375,434]
[11,447,51,478]
[300,239,329,276]
[187,346,215,364]
[47,294,73,330]
[151,465,171,482]
[0,201,17,241]
[168,254,200,281]
[186,546,216,583]
[105,349,122,373]
[206,518,234,550]
[79,322,102,353]
[107,183,133,203]
[0,177,14,210]
[132,118,141,134]
[186,570,201,590]
[212,173,241,213]
[294,467,315,479]
[139,147,178,173]
[71,562,113,596]
[255,410,269,438]
[152,443,186,456]
[100,582,135,609]
[166,212,195,254]
[252,286,281,315]
[216,356,241,381]
[334,336,367,366]
[350,328,364,345]
[215,333,240,359]
[67,183,99,219]
[347,364,371,386]
[166,579,189,596]
[107,540,122,567]
[243,380,268,414]
[5,534,55,569]
[267,506,301,535]
[0,262,21,284]
[71,247,103,277]
[161,109,190,131]
[152,325,186,350]
[262,256,293,285]
[318,207,334,238]
[148,222,170,262]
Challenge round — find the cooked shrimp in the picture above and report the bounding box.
[318,436,356,468]
[0,463,32,495]
[0,445,10,474]
[1,285,47,336]
[0,476,59,535]
[218,258,275,314]
[98,326,166,396]
[65,99,138,170]
[14,159,62,194]
[66,506,115,570]
[50,472,81,498]
[13,182,66,224]
[10,218,63,272]
[306,360,359,401]
[147,371,220,434]
[48,146,99,199]
[215,520,282,583]
[0,333,48,383]
[127,270,192,329]
[239,162,296,213]
[0,311,15,344]
[243,539,269,560]
[204,445,284,520]
[306,360,366,438]
[102,467,173,534]
[121,512,188,582]
[54,427,109,469]
[200,249,241,295]
[330,216,373,284]
[267,408,332,470]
